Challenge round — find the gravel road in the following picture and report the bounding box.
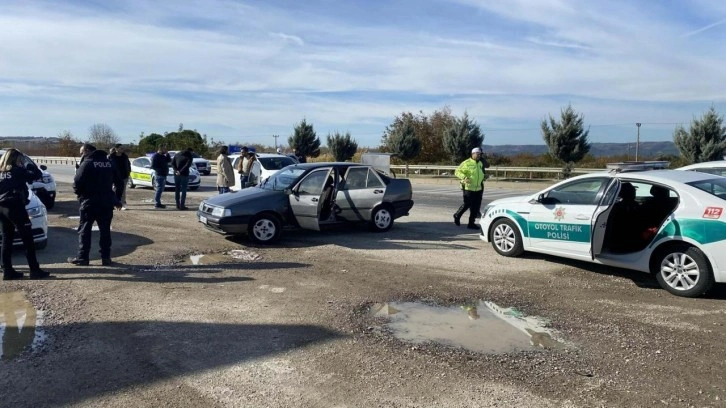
[1,180,725,408]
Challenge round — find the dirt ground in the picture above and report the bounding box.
[1,182,725,408]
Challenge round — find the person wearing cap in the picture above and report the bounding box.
[453,147,489,229]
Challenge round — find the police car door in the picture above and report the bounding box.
[527,177,610,257]
[591,178,620,259]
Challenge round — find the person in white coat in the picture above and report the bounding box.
[216,146,235,194]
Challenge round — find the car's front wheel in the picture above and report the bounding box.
[490,218,524,257]
[370,205,393,232]
[652,244,714,297]
[248,214,282,244]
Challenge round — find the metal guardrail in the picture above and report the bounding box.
[388,164,603,180]
[29,156,605,180]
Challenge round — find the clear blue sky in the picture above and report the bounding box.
[1,0,724,148]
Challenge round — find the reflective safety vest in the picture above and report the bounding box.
[454,158,486,192]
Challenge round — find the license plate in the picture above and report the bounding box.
[199,216,208,225]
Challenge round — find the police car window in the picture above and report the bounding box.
[546,178,608,205]
[688,178,726,200]
[133,158,147,167]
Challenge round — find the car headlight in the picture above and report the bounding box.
[211,207,231,217]
[481,204,492,218]
[42,175,53,183]
[27,206,46,218]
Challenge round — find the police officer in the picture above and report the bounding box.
[0,148,50,280]
[453,147,489,229]
[68,143,122,266]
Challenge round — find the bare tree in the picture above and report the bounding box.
[57,130,80,157]
[88,123,120,150]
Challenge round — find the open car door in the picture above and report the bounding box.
[591,178,620,259]
[289,167,334,231]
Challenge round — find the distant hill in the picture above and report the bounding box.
[484,141,678,158]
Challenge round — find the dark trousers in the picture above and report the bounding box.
[174,175,189,207]
[0,202,40,272]
[454,189,484,226]
[113,178,126,204]
[78,205,113,260]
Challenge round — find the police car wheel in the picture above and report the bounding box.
[248,214,281,244]
[653,244,714,297]
[128,178,136,189]
[491,218,524,257]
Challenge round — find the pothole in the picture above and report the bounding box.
[179,250,263,266]
[0,291,46,360]
[370,300,566,354]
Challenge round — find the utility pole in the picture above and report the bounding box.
[635,123,641,162]
[272,134,279,150]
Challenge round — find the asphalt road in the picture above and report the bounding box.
[45,164,536,212]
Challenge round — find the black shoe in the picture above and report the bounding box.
[155,204,166,209]
[3,269,23,280]
[453,214,461,226]
[102,258,112,266]
[179,206,189,211]
[467,224,479,230]
[67,257,90,266]
[29,269,52,280]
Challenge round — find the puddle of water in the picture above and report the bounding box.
[0,291,45,360]
[370,300,564,354]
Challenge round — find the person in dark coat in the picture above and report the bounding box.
[108,144,131,210]
[0,148,50,280]
[68,143,122,266]
[150,146,171,209]
[171,147,194,210]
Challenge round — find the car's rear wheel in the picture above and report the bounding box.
[248,214,282,244]
[490,218,524,257]
[370,205,393,232]
[128,178,136,189]
[652,244,714,297]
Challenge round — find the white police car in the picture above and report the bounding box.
[0,149,56,210]
[480,162,726,297]
[0,190,48,250]
[127,156,201,190]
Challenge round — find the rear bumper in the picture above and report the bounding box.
[393,200,414,218]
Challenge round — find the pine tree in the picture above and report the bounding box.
[673,106,726,164]
[541,104,591,178]
[443,113,485,164]
[326,131,358,162]
[288,119,321,161]
[384,117,421,177]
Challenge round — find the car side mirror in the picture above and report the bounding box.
[40,165,47,171]
[284,188,294,195]
[537,193,546,203]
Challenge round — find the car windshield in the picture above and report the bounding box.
[687,178,726,200]
[259,156,296,170]
[261,167,306,191]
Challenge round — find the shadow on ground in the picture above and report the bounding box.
[226,221,483,251]
[1,321,343,406]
